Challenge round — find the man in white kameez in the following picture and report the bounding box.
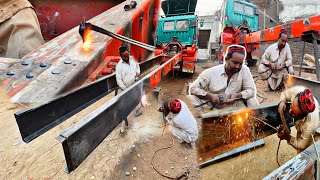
[258,29,294,91]
[188,45,258,111]
[277,86,320,152]
[159,99,199,149]
[116,46,143,133]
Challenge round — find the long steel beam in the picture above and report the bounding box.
[57,53,180,173]
[14,55,163,143]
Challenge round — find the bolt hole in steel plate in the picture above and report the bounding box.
[21,60,29,66]
[52,69,61,74]
[39,63,48,68]
[6,71,14,76]
[64,59,73,64]
[26,73,34,79]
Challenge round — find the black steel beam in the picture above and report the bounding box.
[14,55,164,143]
[199,139,265,169]
[57,54,180,173]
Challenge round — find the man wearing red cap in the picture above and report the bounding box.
[278,86,320,151]
[258,29,294,91]
[188,45,258,111]
[159,99,199,149]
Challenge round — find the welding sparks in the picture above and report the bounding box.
[238,117,242,123]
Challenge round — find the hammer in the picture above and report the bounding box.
[79,22,156,51]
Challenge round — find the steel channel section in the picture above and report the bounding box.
[14,55,163,143]
[57,54,179,173]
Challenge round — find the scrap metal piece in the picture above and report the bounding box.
[57,53,180,173]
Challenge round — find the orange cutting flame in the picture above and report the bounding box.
[82,27,92,51]
[286,75,293,88]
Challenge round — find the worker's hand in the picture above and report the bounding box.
[269,63,276,71]
[277,131,291,141]
[165,117,173,125]
[278,100,286,115]
[277,63,286,71]
[225,93,242,104]
[136,73,141,78]
[206,93,220,105]
[158,107,164,112]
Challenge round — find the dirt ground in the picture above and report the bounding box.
[0,58,318,180]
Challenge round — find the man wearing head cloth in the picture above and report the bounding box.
[278,86,320,152]
[188,45,258,111]
[258,29,294,91]
[158,99,199,149]
[0,0,44,59]
[115,46,143,133]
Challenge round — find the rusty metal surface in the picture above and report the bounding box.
[1,0,157,103]
[264,141,320,179]
[57,53,180,173]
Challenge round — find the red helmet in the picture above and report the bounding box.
[298,88,316,114]
[168,99,181,114]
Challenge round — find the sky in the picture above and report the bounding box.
[160,0,224,16]
[195,0,224,16]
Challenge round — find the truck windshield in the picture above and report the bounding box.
[176,20,189,30]
[234,2,244,13]
[244,6,254,16]
[164,21,175,31]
